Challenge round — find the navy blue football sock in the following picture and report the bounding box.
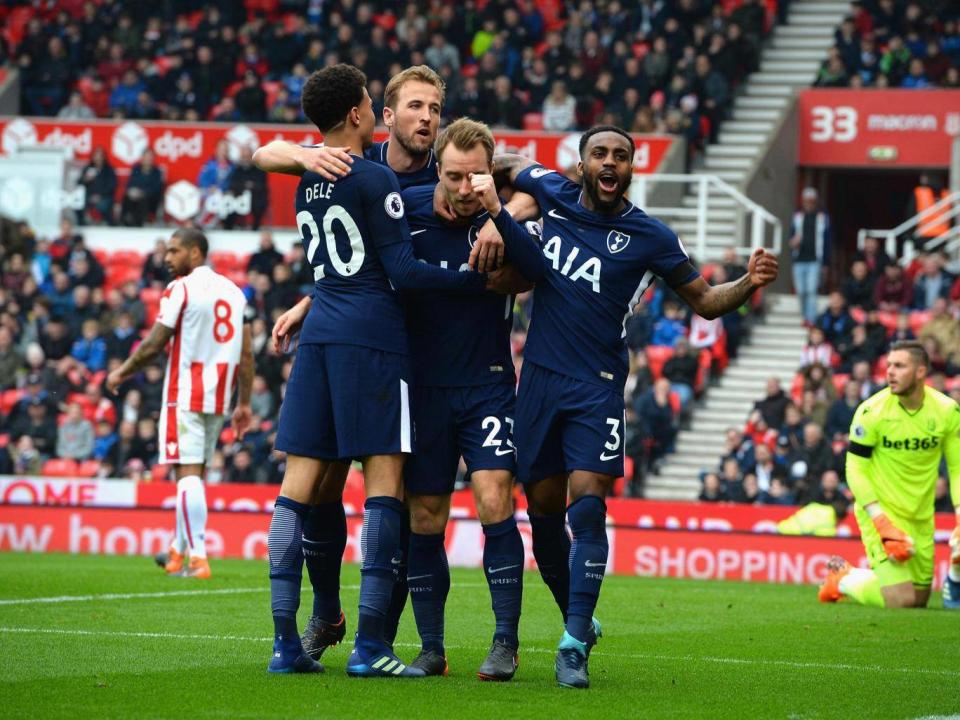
[383,506,410,647]
[482,516,523,648]
[407,531,449,655]
[302,500,346,624]
[268,496,309,642]
[529,511,571,622]
[565,495,608,643]
[357,496,404,646]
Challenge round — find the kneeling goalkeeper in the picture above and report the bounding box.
[819,341,960,608]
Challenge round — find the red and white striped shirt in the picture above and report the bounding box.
[157,266,247,416]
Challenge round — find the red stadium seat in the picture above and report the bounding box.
[849,307,866,324]
[150,464,171,482]
[209,252,244,273]
[42,458,79,477]
[908,310,931,336]
[522,113,544,131]
[875,311,898,334]
[645,345,674,380]
[220,426,237,445]
[873,355,888,382]
[106,266,142,293]
[831,373,850,396]
[695,349,712,393]
[110,250,145,267]
[77,459,100,478]
[226,270,248,288]
[668,390,681,416]
[141,287,162,326]
[0,433,9,448]
[92,248,109,267]
[1,388,23,415]
[790,372,804,404]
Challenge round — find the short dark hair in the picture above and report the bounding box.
[172,228,208,258]
[579,124,634,158]
[889,340,930,369]
[301,64,367,133]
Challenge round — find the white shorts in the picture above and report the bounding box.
[158,406,225,465]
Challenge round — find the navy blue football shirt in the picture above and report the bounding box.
[402,184,521,387]
[504,165,699,389]
[366,142,438,190]
[295,155,486,355]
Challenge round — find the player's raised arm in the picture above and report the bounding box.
[469,191,541,272]
[253,141,353,181]
[675,248,779,320]
[492,153,538,190]
[471,172,547,282]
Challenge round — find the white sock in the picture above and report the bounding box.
[172,480,188,554]
[178,475,208,559]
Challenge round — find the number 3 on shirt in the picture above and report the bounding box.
[297,206,366,281]
[213,299,235,343]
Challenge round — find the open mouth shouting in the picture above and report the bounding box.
[597,170,619,194]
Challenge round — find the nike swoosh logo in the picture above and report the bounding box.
[390,558,402,565]
[584,560,606,568]
[547,209,569,221]
[410,229,427,235]
[494,447,515,456]
[407,574,432,581]
[600,452,619,461]
[487,564,521,574]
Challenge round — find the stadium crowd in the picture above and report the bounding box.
[4,0,773,159]
[700,241,960,515]
[817,0,960,88]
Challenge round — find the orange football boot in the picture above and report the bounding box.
[183,557,211,579]
[818,555,852,603]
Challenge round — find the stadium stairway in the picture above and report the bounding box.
[644,293,808,500]
[672,0,849,261]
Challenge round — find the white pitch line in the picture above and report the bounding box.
[0,582,487,607]
[1,627,956,678]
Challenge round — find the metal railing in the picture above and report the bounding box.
[857,190,960,265]
[630,173,782,261]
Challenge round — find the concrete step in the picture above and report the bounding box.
[774,36,835,49]
[706,143,764,157]
[718,121,775,134]
[788,2,850,12]
[681,195,737,209]
[786,13,846,25]
[731,108,782,123]
[775,25,837,37]
[716,131,767,145]
[702,156,755,170]
[745,84,795,97]
[737,95,791,109]
[762,49,829,62]
[692,169,747,183]
[750,71,817,85]
[760,60,822,73]
[643,486,698,501]
[673,221,736,235]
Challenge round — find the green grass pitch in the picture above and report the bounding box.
[1,552,957,719]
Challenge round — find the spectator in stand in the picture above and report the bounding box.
[198,139,233,195]
[70,319,107,374]
[56,401,94,461]
[901,57,931,88]
[11,396,58,460]
[662,337,699,411]
[105,312,138,364]
[839,324,878,373]
[637,378,679,469]
[853,235,890,280]
[816,291,855,350]
[935,476,953,514]
[815,49,850,87]
[800,326,834,368]
[748,443,786,494]
[911,254,955,310]
[801,362,838,405]
[224,146,268,230]
[226,446,263,483]
[80,147,117,226]
[736,473,762,504]
[235,70,267,122]
[247,231,283,277]
[10,435,42,475]
[763,476,796,506]
[720,456,745,496]
[542,80,577,131]
[753,377,791,430]
[651,301,686,347]
[92,419,118,463]
[851,359,882,400]
[699,472,730,502]
[841,259,876,310]
[121,149,164,226]
[918,298,960,373]
[58,91,96,120]
[142,240,170,287]
[722,427,756,473]
[880,35,912,84]
[825,379,862,441]
[484,75,524,129]
[874,261,913,310]
[0,326,22,390]
[778,403,808,453]
[888,311,915,348]
[790,188,832,325]
[109,69,145,115]
[790,422,835,495]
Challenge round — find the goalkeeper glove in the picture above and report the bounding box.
[866,505,915,562]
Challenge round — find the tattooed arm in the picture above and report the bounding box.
[675,248,779,320]
[105,322,174,393]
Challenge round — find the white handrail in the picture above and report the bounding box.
[630,173,782,261]
[857,190,960,264]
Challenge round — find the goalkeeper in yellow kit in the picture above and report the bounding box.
[819,341,960,609]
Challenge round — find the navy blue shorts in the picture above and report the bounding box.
[403,382,516,495]
[275,343,412,461]
[514,362,625,484]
